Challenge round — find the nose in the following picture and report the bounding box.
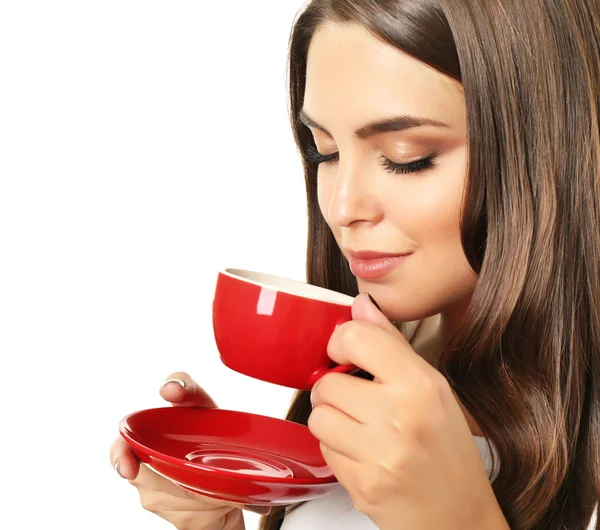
[326,156,381,228]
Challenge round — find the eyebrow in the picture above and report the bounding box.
[298,109,449,139]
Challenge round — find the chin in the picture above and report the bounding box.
[355,280,441,323]
[387,306,441,324]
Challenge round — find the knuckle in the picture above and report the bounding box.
[307,405,333,437]
[419,371,449,410]
[314,372,336,399]
[401,373,449,440]
[307,406,322,433]
[352,476,385,512]
[108,438,121,462]
[384,383,404,406]
[381,446,410,477]
[110,438,132,468]
[335,321,367,350]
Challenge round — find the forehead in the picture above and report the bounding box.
[304,22,465,131]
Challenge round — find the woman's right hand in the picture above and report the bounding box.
[109,372,271,530]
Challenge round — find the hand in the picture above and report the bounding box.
[307,295,509,530]
[109,371,270,530]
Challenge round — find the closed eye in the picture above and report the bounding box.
[305,145,437,175]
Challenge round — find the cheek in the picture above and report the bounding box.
[395,150,466,245]
[409,152,476,300]
[389,150,474,287]
[408,188,462,242]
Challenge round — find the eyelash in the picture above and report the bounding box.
[304,145,436,175]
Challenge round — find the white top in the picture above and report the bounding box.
[281,436,597,529]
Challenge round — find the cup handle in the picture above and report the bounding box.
[308,363,356,387]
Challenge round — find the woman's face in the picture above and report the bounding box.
[303,22,477,323]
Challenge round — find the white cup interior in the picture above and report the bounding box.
[222,268,354,306]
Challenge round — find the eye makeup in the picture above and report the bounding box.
[304,144,437,176]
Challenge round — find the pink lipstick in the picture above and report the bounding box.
[346,250,412,279]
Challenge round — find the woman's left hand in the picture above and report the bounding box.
[308,293,510,530]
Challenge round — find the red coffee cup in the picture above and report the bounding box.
[212,268,356,390]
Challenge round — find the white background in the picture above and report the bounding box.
[0,1,309,528]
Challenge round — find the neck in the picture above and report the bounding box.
[417,296,472,368]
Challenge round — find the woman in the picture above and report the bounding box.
[109,0,600,529]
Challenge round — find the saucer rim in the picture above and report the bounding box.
[119,407,338,485]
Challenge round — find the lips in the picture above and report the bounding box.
[345,250,413,279]
[346,250,412,259]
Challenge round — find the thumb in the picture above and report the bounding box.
[159,372,218,408]
[351,292,401,336]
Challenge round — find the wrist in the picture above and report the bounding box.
[222,508,246,530]
[204,508,245,530]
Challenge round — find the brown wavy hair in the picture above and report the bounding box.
[259,1,600,529]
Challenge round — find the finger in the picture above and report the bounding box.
[310,372,383,423]
[308,405,366,462]
[318,442,362,494]
[110,436,141,480]
[131,463,198,498]
[328,319,423,384]
[159,371,218,408]
[352,292,403,337]
[132,466,271,515]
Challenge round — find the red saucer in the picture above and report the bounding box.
[119,407,339,506]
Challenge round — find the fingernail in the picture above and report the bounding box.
[114,462,123,478]
[245,506,272,515]
[162,378,186,389]
[367,293,382,312]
